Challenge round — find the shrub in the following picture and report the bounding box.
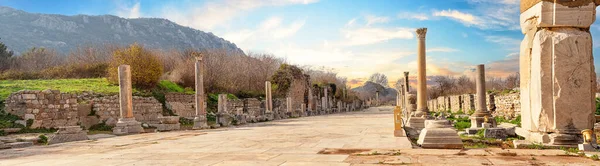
[158,80,185,93]
[37,134,48,145]
[0,70,41,80]
[40,63,108,79]
[179,117,193,126]
[107,43,164,89]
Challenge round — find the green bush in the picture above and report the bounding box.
[454,121,471,131]
[107,43,164,89]
[596,98,600,115]
[37,134,48,145]
[0,112,22,129]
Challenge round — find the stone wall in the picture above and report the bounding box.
[164,93,195,118]
[92,95,163,125]
[428,92,521,119]
[5,90,363,129]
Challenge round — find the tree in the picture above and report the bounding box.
[0,38,14,71]
[394,78,404,91]
[368,73,389,87]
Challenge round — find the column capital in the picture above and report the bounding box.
[416,28,427,39]
[403,71,409,77]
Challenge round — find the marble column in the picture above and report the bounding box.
[193,57,209,129]
[470,64,494,129]
[415,28,429,117]
[113,65,143,135]
[518,0,597,145]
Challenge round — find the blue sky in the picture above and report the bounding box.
[1,0,599,87]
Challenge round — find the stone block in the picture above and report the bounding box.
[520,1,596,33]
[48,132,88,145]
[6,142,33,149]
[152,123,180,131]
[408,117,426,132]
[417,128,463,149]
[113,118,143,135]
[57,126,82,134]
[159,116,180,124]
[524,28,595,134]
[465,128,480,135]
[498,123,517,136]
[578,143,596,151]
[484,128,507,140]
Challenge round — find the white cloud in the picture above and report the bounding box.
[338,27,414,46]
[433,9,482,27]
[397,12,429,20]
[365,15,390,26]
[160,0,318,31]
[221,16,305,49]
[114,1,141,18]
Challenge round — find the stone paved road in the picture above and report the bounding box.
[1,107,598,166]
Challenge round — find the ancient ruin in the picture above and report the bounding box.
[407,28,429,132]
[517,0,597,145]
[193,56,209,129]
[112,65,143,135]
[467,64,496,133]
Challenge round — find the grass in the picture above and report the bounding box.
[0,78,122,100]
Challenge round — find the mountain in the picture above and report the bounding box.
[0,6,244,55]
[352,81,397,102]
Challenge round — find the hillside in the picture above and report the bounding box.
[351,81,397,102]
[0,6,244,55]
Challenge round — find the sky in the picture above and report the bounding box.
[1,0,600,88]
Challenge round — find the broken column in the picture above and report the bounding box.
[113,65,143,135]
[323,87,329,112]
[469,64,496,129]
[517,0,597,145]
[308,89,313,115]
[407,28,428,132]
[193,57,209,129]
[217,94,231,127]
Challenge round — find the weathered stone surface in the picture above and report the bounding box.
[520,0,596,13]
[159,116,179,124]
[151,124,181,131]
[49,132,88,145]
[484,128,507,140]
[417,128,463,149]
[525,28,595,134]
[113,118,143,135]
[498,123,517,137]
[521,1,596,33]
[6,142,33,149]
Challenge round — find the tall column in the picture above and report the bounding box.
[415,28,429,117]
[469,64,494,129]
[193,57,208,129]
[308,89,313,114]
[375,91,379,106]
[518,0,597,145]
[119,65,133,119]
[265,81,272,112]
[113,65,143,135]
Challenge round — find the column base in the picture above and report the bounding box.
[469,116,496,128]
[408,117,426,132]
[192,116,209,130]
[217,112,233,127]
[417,120,463,149]
[113,118,143,135]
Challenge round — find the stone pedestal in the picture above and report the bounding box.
[152,116,181,131]
[407,116,426,132]
[417,120,463,149]
[518,0,597,145]
[193,116,209,129]
[113,118,143,135]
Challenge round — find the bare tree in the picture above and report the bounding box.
[368,73,389,87]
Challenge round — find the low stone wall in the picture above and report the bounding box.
[429,92,520,119]
[92,95,163,125]
[5,90,363,129]
[165,93,195,118]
